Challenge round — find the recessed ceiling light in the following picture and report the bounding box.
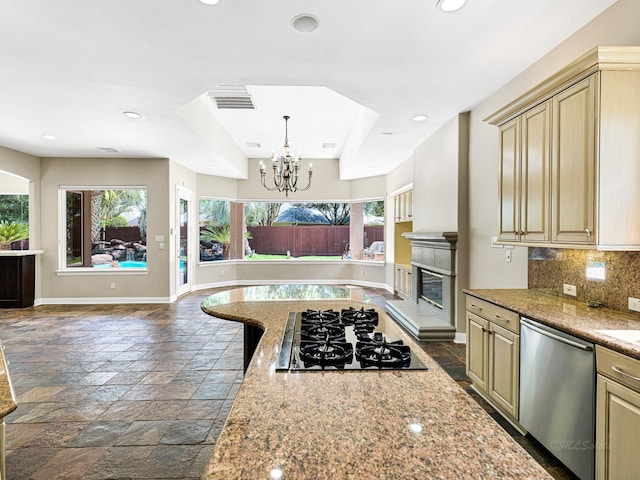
[245,142,261,148]
[292,14,319,33]
[199,0,221,5]
[123,111,141,119]
[380,132,394,137]
[322,142,336,149]
[436,0,466,12]
[42,134,56,140]
[413,114,428,122]
[96,147,120,153]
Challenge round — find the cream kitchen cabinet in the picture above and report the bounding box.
[595,346,640,480]
[497,101,551,242]
[465,296,520,423]
[488,46,640,249]
[394,264,411,300]
[394,189,413,223]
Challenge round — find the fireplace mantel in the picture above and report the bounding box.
[385,232,458,340]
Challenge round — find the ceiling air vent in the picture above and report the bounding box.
[207,85,255,109]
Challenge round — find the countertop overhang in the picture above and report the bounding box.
[200,286,550,479]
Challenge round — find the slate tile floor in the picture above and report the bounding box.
[0,286,575,479]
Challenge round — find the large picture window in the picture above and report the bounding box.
[199,198,231,261]
[62,188,147,269]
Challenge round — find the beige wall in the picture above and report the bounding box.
[0,147,43,300]
[467,0,640,289]
[39,157,172,302]
[388,114,470,332]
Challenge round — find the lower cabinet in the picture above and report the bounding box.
[394,264,411,299]
[466,296,520,424]
[595,346,640,480]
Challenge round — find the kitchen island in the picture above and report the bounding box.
[200,285,550,479]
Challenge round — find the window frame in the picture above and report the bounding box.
[57,185,149,274]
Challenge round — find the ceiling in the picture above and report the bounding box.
[0,0,618,180]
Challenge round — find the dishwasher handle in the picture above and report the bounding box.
[521,319,593,351]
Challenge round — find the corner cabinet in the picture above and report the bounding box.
[488,46,640,249]
[394,189,413,223]
[595,346,640,480]
[465,295,520,423]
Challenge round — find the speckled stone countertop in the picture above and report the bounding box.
[0,346,17,420]
[465,289,640,360]
[200,285,551,480]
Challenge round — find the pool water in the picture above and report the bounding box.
[93,261,147,269]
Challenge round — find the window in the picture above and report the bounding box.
[362,200,385,262]
[61,188,147,269]
[199,198,230,261]
[0,193,29,250]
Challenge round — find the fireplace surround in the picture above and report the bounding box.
[385,232,457,340]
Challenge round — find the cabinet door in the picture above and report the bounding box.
[551,75,597,244]
[596,375,640,480]
[487,323,519,419]
[498,117,520,241]
[466,311,489,392]
[520,101,551,242]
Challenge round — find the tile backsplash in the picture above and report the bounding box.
[528,248,640,313]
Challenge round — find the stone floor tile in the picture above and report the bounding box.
[66,421,132,448]
[31,446,109,480]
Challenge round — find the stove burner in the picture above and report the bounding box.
[299,339,353,368]
[302,309,340,322]
[276,308,427,371]
[341,307,379,325]
[356,332,411,368]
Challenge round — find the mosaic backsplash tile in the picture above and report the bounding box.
[528,248,640,313]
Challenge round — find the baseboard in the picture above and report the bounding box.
[38,296,174,305]
[454,332,466,344]
[193,279,391,292]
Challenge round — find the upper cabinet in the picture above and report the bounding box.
[394,189,413,223]
[487,46,640,250]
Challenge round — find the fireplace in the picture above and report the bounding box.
[420,269,443,309]
[385,232,457,340]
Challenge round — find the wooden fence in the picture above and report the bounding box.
[104,226,143,243]
[247,225,383,257]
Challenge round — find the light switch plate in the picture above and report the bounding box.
[563,284,577,296]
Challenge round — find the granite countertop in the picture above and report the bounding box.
[464,288,640,360]
[200,285,551,480]
[0,346,17,420]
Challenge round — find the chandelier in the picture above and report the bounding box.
[259,115,312,197]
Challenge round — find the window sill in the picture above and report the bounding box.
[56,268,149,276]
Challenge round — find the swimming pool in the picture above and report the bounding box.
[93,261,147,269]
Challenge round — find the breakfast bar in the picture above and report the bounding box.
[200,285,550,479]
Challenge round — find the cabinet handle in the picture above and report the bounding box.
[513,231,518,236]
[611,365,640,382]
[487,331,493,335]
[585,228,591,236]
[469,304,483,311]
[520,230,525,236]
[493,314,508,322]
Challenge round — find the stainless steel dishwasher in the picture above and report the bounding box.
[519,317,595,480]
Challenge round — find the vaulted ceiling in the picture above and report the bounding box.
[0,0,618,179]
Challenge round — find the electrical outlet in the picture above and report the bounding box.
[220,269,224,276]
[110,282,116,290]
[628,297,640,312]
[505,250,512,263]
[563,284,577,296]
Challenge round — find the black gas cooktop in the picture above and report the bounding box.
[276,307,428,371]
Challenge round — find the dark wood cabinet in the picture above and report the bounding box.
[0,254,36,308]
